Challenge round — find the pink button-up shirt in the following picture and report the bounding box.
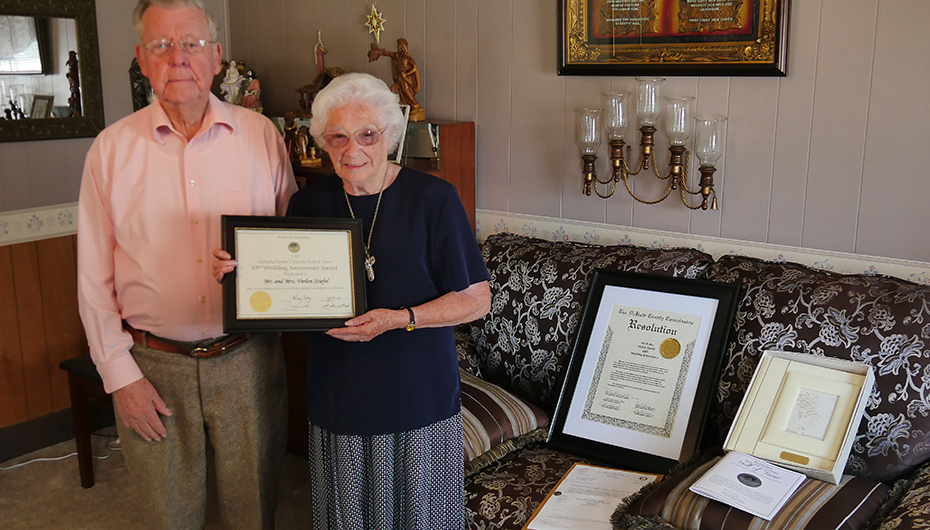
[77,94,297,393]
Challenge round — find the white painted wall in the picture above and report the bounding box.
[3,0,927,265]
[224,0,928,263]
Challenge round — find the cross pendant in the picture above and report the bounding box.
[365,254,376,282]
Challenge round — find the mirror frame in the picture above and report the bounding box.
[0,0,104,142]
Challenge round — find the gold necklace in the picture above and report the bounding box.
[344,165,389,282]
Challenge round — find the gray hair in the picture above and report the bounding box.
[133,0,218,42]
[309,73,406,153]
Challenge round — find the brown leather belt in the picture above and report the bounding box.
[123,322,248,359]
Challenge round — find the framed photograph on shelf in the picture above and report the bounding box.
[558,0,790,77]
[548,270,741,474]
[30,94,53,119]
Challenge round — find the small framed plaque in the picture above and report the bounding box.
[221,215,367,332]
[724,350,874,483]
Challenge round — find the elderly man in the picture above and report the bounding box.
[76,1,296,528]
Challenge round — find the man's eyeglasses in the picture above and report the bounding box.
[323,127,387,148]
[144,38,214,57]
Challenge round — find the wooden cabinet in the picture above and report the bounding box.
[283,121,476,455]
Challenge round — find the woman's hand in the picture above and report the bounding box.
[327,308,406,342]
[212,248,237,283]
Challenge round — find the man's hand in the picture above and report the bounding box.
[113,378,173,442]
[212,248,237,283]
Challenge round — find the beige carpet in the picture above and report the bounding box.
[0,429,313,529]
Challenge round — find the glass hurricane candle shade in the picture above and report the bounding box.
[603,91,630,140]
[577,108,603,155]
[665,96,694,146]
[694,116,727,167]
[635,77,664,127]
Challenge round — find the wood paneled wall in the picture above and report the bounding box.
[0,235,86,429]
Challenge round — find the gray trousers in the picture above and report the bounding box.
[115,333,288,530]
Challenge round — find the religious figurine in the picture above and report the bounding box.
[240,77,262,112]
[297,125,322,167]
[66,51,82,117]
[314,31,327,76]
[367,38,424,122]
[220,60,246,105]
[283,111,299,161]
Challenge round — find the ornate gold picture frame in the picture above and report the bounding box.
[559,0,790,76]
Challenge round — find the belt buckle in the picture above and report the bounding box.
[190,346,215,358]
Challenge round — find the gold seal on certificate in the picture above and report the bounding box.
[221,215,368,332]
[660,338,681,359]
[250,291,272,313]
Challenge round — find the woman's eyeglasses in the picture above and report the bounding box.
[323,127,386,148]
[144,38,215,57]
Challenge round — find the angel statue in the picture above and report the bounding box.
[219,61,246,105]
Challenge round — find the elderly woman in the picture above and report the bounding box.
[215,72,490,529]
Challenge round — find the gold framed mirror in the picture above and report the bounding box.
[0,0,104,142]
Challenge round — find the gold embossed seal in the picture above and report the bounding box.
[660,338,681,359]
[250,291,272,313]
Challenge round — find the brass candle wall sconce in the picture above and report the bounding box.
[579,77,726,210]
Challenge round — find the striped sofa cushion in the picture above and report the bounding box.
[615,454,889,530]
[460,368,549,474]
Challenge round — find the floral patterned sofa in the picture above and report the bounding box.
[456,232,930,530]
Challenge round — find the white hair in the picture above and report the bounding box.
[308,73,405,152]
[133,0,218,42]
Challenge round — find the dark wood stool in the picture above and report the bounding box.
[59,355,112,488]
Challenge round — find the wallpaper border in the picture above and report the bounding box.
[3,205,927,286]
[0,203,78,247]
[476,210,930,285]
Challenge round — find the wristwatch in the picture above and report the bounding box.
[404,307,416,332]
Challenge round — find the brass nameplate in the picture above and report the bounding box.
[780,451,810,465]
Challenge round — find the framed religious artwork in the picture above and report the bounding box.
[558,0,790,77]
[548,270,740,474]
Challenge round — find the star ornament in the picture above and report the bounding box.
[365,5,386,44]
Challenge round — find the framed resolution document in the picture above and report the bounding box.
[548,270,740,474]
[221,215,367,332]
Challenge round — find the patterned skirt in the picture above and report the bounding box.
[307,413,465,530]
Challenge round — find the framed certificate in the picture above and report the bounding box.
[221,215,368,332]
[548,270,740,474]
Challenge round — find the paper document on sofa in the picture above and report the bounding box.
[689,451,805,521]
[524,463,660,530]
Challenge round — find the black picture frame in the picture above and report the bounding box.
[548,270,740,474]
[221,215,367,332]
[558,0,790,77]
